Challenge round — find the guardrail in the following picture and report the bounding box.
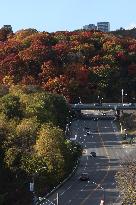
[70,103,136,110]
[37,160,79,205]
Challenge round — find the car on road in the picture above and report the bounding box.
[86,130,91,135]
[123,103,132,106]
[82,149,87,154]
[84,127,90,130]
[79,173,89,181]
[93,117,98,121]
[90,151,96,157]
[94,103,100,106]
[102,113,106,116]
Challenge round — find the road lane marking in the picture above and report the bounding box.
[80,121,111,205]
[60,185,73,195]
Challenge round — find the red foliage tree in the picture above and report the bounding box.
[76,65,89,86]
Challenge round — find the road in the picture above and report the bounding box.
[40,114,128,205]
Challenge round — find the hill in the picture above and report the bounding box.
[111,27,136,39]
[0,26,136,103]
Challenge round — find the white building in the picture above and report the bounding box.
[97,22,110,32]
[83,24,97,30]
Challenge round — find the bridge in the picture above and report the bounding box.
[70,103,136,111]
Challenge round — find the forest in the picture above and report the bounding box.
[0,85,82,205]
[0,25,136,103]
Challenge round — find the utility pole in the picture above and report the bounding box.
[120,123,123,134]
[57,193,59,205]
[121,89,124,104]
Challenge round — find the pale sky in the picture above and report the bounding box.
[0,0,136,32]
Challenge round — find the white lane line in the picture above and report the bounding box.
[80,180,94,192]
[81,120,111,205]
[60,185,73,195]
[84,167,86,170]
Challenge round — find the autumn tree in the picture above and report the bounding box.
[34,123,66,183]
[0,25,13,41]
[116,151,136,204]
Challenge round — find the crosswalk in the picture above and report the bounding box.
[36,198,55,205]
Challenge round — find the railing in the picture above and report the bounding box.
[70,103,136,110]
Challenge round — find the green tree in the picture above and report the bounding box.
[34,123,66,182]
[1,94,23,119]
[4,147,22,171]
[15,117,39,151]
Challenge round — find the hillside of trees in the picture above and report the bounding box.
[111,27,136,39]
[0,85,82,205]
[0,25,136,103]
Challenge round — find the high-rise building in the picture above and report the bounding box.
[83,24,97,30]
[83,22,110,32]
[97,22,110,32]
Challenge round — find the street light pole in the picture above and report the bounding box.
[100,97,103,105]
[79,97,82,104]
[57,192,59,205]
[97,95,100,103]
[103,187,105,205]
[121,89,124,104]
[31,166,47,205]
[121,89,127,103]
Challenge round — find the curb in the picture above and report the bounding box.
[37,160,80,205]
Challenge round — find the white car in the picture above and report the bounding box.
[82,149,87,154]
[123,103,132,106]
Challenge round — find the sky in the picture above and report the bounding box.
[0,0,136,33]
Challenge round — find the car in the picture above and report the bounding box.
[90,151,96,157]
[123,103,132,106]
[94,103,100,106]
[82,149,87,154]
[84,127,90,130]
[102,113,106,116]
[79,173,89,181]
[86,130,91,135]
[93,117,98,121]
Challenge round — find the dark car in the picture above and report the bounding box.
[94,103,100,106]
[86,130,91,135]
[84,127,90,130]
[90,151,96,157]
[79,173,89,181]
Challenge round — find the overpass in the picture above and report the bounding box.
[70,103,136,111]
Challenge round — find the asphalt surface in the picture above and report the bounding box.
[40,113,130,205]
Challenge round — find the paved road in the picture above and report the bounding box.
[40,115,129,205]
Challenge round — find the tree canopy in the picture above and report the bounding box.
[0,27,136,102]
